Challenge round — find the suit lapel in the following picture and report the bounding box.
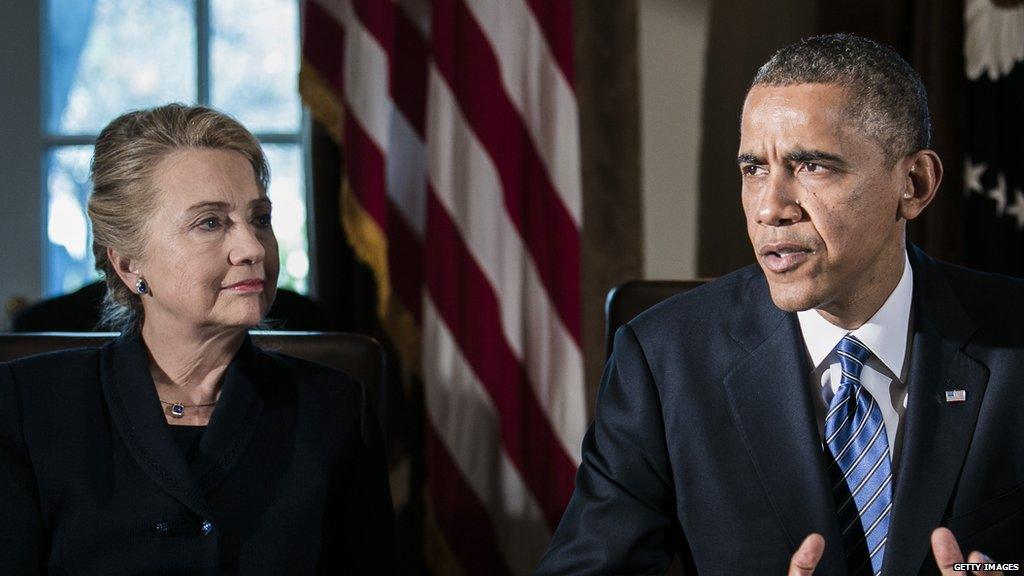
[101,333,269,514]
[723,274,848,575]
[191,336,266,495]
[100,333,213,519]
[882,246,989,576]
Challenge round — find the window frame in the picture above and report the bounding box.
[40,0,311,297]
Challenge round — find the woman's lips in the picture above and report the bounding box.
[224,279,264,292]
[762,250,811,273]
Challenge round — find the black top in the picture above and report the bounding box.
[168,425,206,463]
[0,333,396,575]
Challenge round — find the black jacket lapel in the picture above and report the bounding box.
[723,274,848,575]
[191,335,266,495]
[100,333,213,519]
[882,246,989,576]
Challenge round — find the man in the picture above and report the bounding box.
[536,34,1024,576]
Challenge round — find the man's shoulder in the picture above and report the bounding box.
[928,257,1024,329]
[627,264,765,342]
[932,258,1024,295]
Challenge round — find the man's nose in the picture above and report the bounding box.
[757,172,803,226]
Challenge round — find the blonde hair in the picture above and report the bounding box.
[88,103,270,333]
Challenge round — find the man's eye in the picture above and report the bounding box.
[801,162,825,173]
[742,165,766,176]
[197,217,221,231]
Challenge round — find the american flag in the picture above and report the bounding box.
[963,0,1024,273]
[299,1,586,573]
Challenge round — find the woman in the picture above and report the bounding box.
[0,104,395,575]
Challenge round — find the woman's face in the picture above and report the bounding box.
[136,147,278,333]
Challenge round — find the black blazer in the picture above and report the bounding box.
[537,246,1024,575]
[0,333,395,575]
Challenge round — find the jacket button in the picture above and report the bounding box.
[200,520,213,535]
[154,522,170,534]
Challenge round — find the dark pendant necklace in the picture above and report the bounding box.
[159,399,217,419]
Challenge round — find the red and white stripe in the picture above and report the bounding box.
[302,0,584,573]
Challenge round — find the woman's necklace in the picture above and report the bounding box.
[158,398,218,419]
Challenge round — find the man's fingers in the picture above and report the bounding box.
[966,550,1003,576]
[932,527,965,575]
[788,533,825,576]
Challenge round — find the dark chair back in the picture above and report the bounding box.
[604,281,710,576]
[0,331,386,427]
[10,282,332,332]
[604,280,709,358]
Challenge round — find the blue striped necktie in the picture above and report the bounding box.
[824,334,893,576]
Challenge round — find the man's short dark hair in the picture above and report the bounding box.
[750,33,931,161]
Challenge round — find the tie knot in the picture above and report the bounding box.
[835,334,871,380]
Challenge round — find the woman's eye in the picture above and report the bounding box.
[255,213,272,228]
[197,217,221,231]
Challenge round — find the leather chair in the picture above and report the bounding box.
[605,280,709,358]
[0,331,386,428]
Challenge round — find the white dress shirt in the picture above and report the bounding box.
[796,253,913,471]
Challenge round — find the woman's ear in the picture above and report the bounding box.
[107,247,141,294]
[898,149,943,221]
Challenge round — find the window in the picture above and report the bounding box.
[44,0,308,296]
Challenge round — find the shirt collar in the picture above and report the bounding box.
[796,251,913,377]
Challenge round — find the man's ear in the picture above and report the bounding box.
[107,247,141,293]
[898,149,943,221]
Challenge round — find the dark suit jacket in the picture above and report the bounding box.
[0,333,395,575]
[537,246,1024,575]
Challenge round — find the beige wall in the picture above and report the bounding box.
[638,0,709,280]
[640,0,821,280]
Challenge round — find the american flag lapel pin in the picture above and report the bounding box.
[945,389,967,403]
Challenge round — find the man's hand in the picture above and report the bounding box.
[785,529,1005,575]
[787,534,825,576]
[931,527,1003,576]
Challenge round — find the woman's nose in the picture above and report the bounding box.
[228,225,267,265]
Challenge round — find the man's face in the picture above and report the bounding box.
[739,83,908,317]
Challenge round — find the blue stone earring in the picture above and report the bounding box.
[135,278,149,295]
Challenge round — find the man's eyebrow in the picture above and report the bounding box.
[785,149,849,168]
[736,150,849,169]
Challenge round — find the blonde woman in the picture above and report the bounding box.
[0,104,395,575]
